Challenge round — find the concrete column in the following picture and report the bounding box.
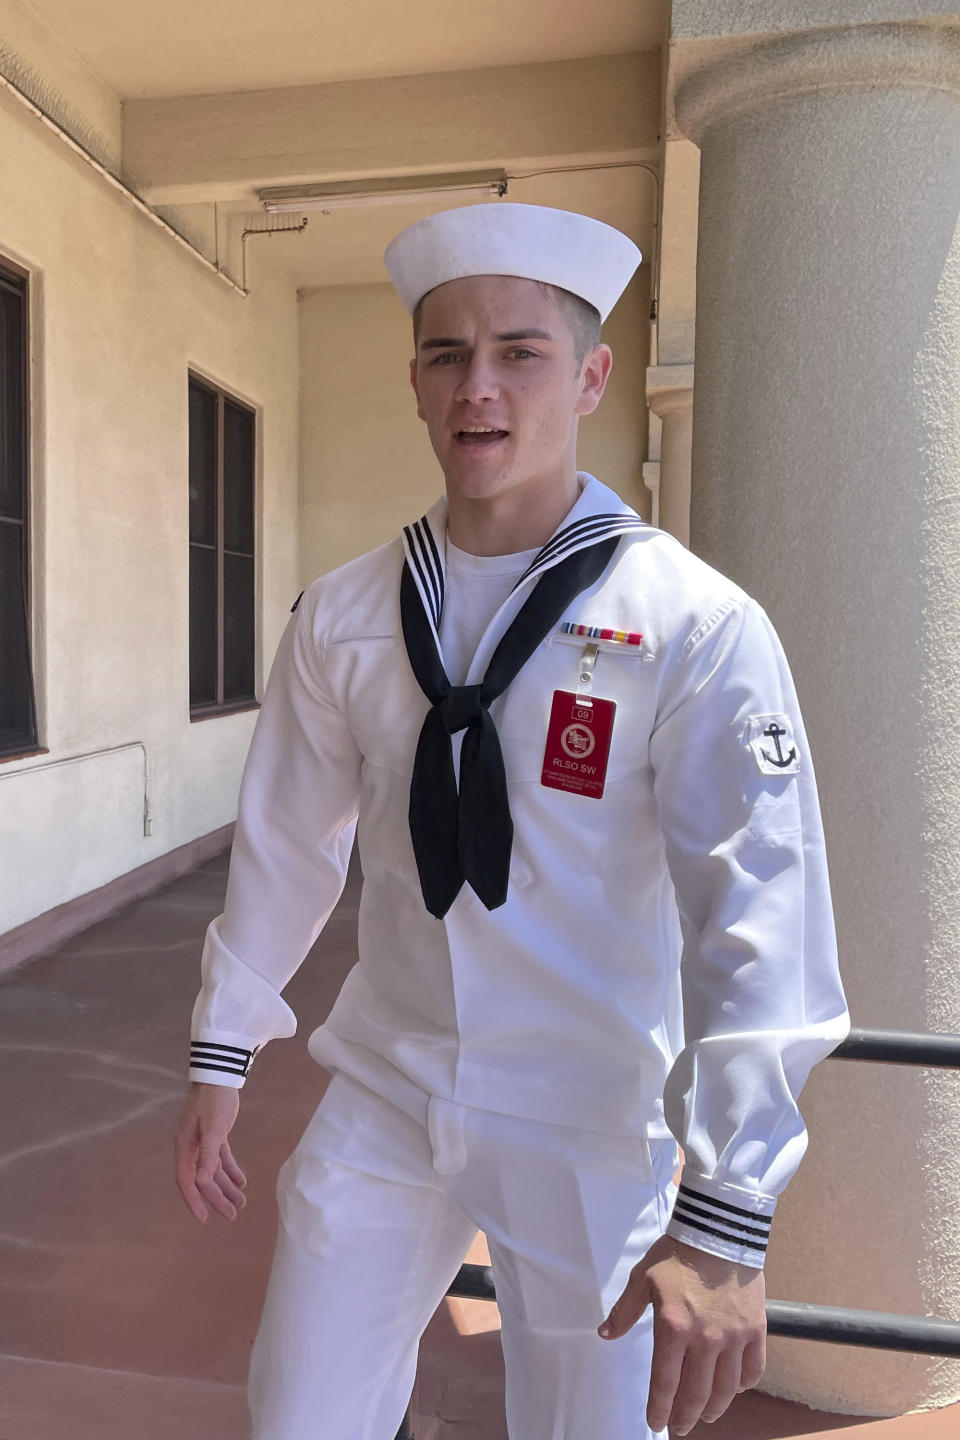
[641,461,660,528]
[646,364,693,545]
[673,20,960,1415]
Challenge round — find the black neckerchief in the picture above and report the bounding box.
[400,505,645,918]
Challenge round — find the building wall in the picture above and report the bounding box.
[298,283,437,583]
[0,79,300,936]
[0,0,121,171]
[298,270,651,584]
[657,138,699,368]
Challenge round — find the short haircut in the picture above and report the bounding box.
[413,280,602,372]
[533,282,602,370]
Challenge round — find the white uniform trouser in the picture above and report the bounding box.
[249,1071,678,1440]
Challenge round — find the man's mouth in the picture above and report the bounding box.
[455,426,509,447]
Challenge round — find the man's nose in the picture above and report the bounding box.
[454,356,500,404]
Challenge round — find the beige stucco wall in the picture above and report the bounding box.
[656,138,699,368]
[298,284,437,582]
[0,78,300,936]
[0,0,121,171]
[583,269,651,520]
[298,269,651,584]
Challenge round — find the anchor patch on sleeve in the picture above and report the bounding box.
[745,713,801,776]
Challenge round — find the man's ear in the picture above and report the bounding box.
[409,356,426,421]
[574,343,613,418]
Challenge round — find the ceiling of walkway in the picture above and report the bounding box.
[223,163,657,291]
[26,0,669,98]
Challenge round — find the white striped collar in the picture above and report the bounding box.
[401,511,445,645]
[400,473,646,639]
[511,476,646,589]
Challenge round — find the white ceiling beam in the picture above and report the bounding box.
[122,52,661,205]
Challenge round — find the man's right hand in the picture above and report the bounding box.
[174,1082,248,1223]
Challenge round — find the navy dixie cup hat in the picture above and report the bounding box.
[383,202,642,323]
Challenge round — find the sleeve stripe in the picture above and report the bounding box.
[672,1196,772,1241]
[189,1060,249,1076]
[190,1053,247,1071]
[677,1183,773,1225]
[669,1211,769,1253]
[190,1041,256,1078]
[190,1041,252,1059]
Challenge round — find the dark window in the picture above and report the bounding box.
[188,376,256,716]
[0,261,37,758]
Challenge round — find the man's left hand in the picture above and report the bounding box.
[598,1233,766,1434]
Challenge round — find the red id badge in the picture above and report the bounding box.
[540,690,616,798]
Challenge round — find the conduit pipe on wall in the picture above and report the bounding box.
[241,216,309,293]
[507,159,662,364]
[0,71,247,297]
[0,742,153,837]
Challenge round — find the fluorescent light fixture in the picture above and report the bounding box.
[259,170,509,215]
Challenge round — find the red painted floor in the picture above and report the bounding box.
[0,851,957,1439]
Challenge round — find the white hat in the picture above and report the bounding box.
[384,202,642,324]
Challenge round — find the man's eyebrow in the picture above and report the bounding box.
[419,337,466,350]
[418,327,554,351]
[494,328,553,342]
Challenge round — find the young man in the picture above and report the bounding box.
[175,203,849,1440]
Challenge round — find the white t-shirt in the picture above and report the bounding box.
[439,540,541,685]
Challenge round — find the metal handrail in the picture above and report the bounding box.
[832,1027,960,1067]
[765,1301,960,1357]
[441,1265,960,1359]
[395,1026,960,1437]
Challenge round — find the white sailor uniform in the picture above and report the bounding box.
[189,472,849,1440]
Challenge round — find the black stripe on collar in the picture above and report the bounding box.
[532,512,641,569]
[515,515,646,590]
[403,521,442,627]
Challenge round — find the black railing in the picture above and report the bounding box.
[831,1027,960,1068]
[396,1027,960,1438]
[765,1301,960,1356]
[434,1267,960,1359]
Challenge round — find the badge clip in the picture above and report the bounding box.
[575,641,599,708]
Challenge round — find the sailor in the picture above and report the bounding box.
[175,201,849,1440]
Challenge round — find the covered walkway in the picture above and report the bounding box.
[0,855,957,1440]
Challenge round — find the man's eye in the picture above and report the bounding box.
[509,348,537,359]
[429,353,462,365]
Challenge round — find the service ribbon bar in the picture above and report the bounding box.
[561,621,643,646]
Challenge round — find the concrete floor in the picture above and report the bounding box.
[0,850,957,1440]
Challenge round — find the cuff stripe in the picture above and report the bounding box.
[191,1041,250,1058]
[191,1053,247,1070]
[673,1197,772,1241]
[677,1183,773,1226]
[190,1041,255,1078]
[669,1212,768,1253]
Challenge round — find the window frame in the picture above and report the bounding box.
[187,371,259,722]
[0,254,41,763]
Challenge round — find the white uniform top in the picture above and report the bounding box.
[189,473,850,1268]
[440,539,541,685]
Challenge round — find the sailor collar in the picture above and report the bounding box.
[401,473,646,646]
